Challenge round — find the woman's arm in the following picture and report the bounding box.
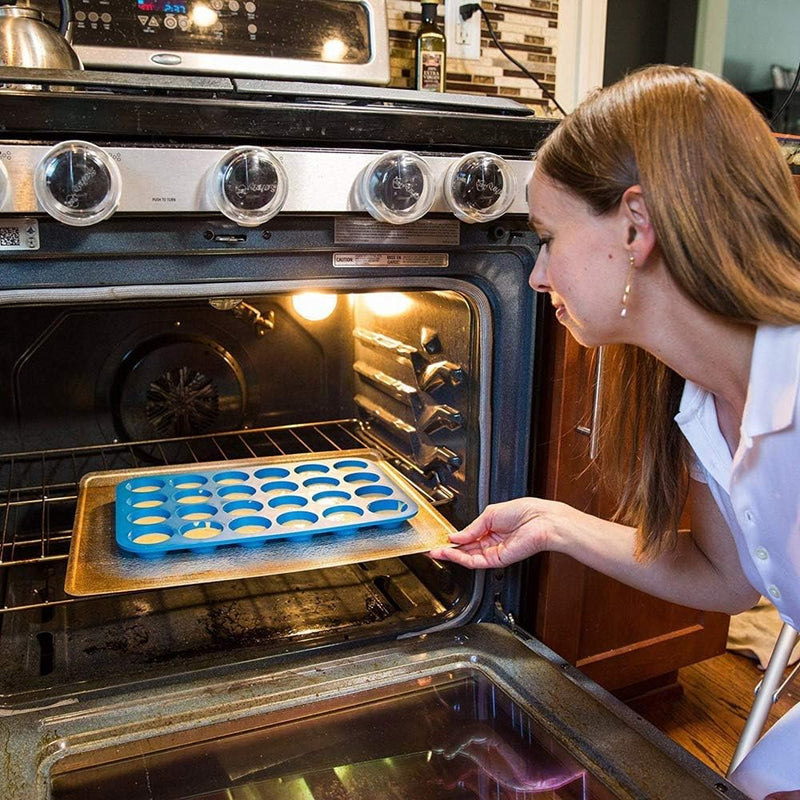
[429,480,759,615]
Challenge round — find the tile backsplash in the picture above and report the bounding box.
[386,0,558,113]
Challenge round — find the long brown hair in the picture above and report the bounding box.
[536,65,800,559]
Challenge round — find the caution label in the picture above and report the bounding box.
[333,253,449,268]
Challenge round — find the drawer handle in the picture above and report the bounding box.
[576,347,603,461]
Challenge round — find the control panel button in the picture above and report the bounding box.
[444,151,517,223]
[34,141,121,226]
[359,150,435,224]
[209,146,288,226]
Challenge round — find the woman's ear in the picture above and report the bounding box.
[620,184,657,262]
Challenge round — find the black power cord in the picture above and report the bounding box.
[769,59,800,131]
[459,2,566,117]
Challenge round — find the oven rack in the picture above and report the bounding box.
[0,418,452,616]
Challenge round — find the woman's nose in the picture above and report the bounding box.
[529,254,549,292]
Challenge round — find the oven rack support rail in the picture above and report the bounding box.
[0,418,452,616]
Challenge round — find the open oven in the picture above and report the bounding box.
[0,70,745,799]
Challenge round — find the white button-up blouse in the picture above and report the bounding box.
[674,324,800,628]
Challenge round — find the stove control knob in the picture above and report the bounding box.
[359,150,435,224]
[210,146,288,226]
[34,141,122,226]
[443,151,517,223]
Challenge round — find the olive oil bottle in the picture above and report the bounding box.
[415,2,446,92]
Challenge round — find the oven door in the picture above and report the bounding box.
[5,623,742,800]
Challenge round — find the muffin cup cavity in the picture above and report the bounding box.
[302,475,340,488]
[268,494,309,509]
[213,470,251,485]
[312,489,352,506]
[177,504,218,521]
[128,492,168,508]
[354,484,393,498]
[276,510,319,529]
[294,463,330,474]
[218,484,256,501]
[223,499,265,516]
[229,516,272,535]
[126,477,166,494]
[333,459,369,471]
[343,471,380,485]
[260,480,299,495]
[171,474,209,490]
[254,466,290,480]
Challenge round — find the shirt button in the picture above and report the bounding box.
[743,509,755,523]
[768,585,782,599]
[755,547,769,561]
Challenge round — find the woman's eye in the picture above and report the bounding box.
[538,237,551,249]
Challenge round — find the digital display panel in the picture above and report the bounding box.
[136,0,187,13]
[67,0,372,63]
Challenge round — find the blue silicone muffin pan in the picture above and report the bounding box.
[115,455,419,558]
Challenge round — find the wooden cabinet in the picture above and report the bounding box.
[523,311,729,697]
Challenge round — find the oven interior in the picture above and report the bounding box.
[0,282,513,705]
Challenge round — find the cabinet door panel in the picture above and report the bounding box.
[527,316,728,694]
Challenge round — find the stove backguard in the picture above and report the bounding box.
[0,212,541,705]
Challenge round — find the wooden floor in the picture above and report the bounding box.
[626,650,800,778]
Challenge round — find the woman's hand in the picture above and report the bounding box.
[428,497,574,569]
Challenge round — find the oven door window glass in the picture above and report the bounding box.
[50,668,618,799]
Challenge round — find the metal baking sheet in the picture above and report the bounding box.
[65,449,455,597]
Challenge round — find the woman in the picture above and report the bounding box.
[429,64,800,800]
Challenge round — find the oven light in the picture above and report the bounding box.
[190,2,218,27]
[364,292,412,317]
[292,292,337,321]
[321,38,348,62]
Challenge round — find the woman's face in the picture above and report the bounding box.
[527,169,630,348]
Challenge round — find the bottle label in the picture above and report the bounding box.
[420,51,444,91]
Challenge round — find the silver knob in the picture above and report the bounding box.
[34,141,121,226]
[359,150,435,224]
[443,151,517,223]
[209,146,288,226]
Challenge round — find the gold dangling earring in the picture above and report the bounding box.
[620,252,635,318]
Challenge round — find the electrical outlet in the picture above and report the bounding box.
[444,0,481,61]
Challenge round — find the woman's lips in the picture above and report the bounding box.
[554,304,566,321]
